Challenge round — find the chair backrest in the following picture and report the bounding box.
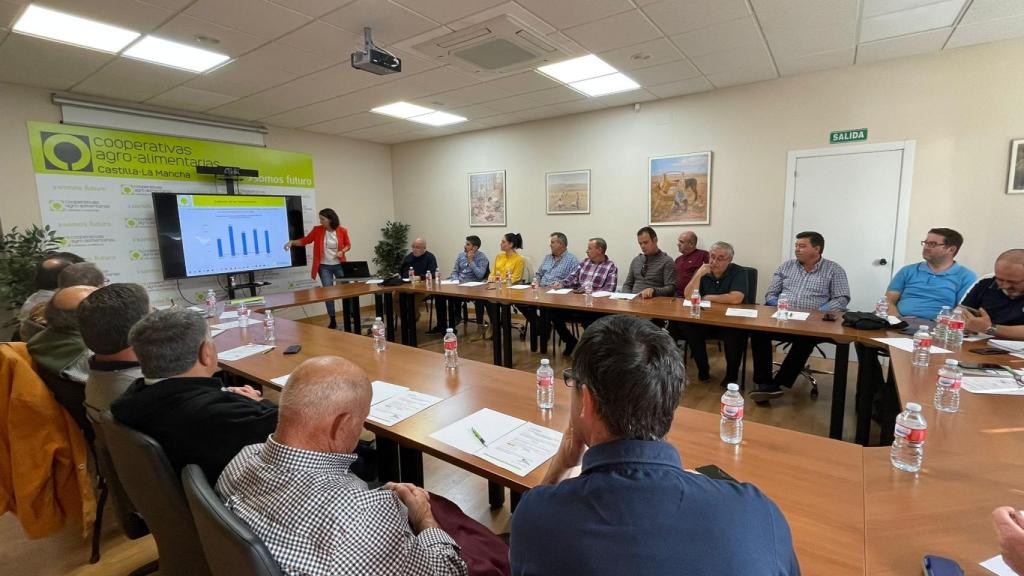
[37,369,93,442]
[87,413,149,540]
[742,266,759,305]
[94,411,211,576]
[182,465,283,576]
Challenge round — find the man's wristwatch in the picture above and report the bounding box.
[986,325,998,336]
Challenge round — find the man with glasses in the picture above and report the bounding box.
[510,315,799,575]
[885,228,975,320]
[674,231,709,297]
[621,227,676,299]
[960,248,1024,340]
[549,237,619,354]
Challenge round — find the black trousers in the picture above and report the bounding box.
[434,296,484,330]
[750,333,819,388]
[680,323,746,382]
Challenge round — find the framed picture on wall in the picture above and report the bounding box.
[648,151,712,225]
[1007,139,1024,194]
[545,169,590,214]
[469,170,506,226]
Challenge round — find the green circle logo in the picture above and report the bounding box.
[195,291,206,302]
[179,196,191,206]
[55,237,69,247]
[122,186,133,195]
[49,200,64,212]
[125,218,137,229]
[41,133,92,171]
[129,250,142,261]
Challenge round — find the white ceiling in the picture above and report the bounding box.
[1,0,1022,145]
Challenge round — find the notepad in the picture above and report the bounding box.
[371,380,409,405]
[367,391,442,426]
[219,311,239,319]
[460,281,487,287]
[211,321,241,330]
[218,344,274,361]
[683,300,711,308]
[962,375,1024,395]
[609,292,638,300]
[991,339,1024,353]
[510,284,533,290]
[430,408,562,477]
[546,288,572,295]
[590,291,613,298]
[725,308,758,318]
[440,279,460,285]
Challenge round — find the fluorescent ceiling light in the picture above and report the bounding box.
[12,4,140,53]
[537,55,617,84]
[408,111,467,126]
[570,73,641,97]
[371,102,434,119]
[124,36,230,73]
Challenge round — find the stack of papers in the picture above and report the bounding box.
[366,380,442,426]
[871,337,951,354]
[725,308,758,318]
[219,311,239,320]
[962,374,1024,396]
[682,300,711,308]
[590,291,613,298]
[218,344,274,361]
[546,288,572,295]
[211,320,241,330]
[430,408,562,476]
[771,310,810,321]
[609,292,638,300]
[440,279,460,285]
[991,340,1024,353]
[510,284,533,290]
[460,281,487,287]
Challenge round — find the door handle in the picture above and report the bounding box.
[877,258,888,266]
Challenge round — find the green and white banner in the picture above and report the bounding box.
[29,121,320,305]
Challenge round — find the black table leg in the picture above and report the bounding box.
[854,344,877,446]
[488,301,502,366]
[351,297,362,335]
[384,293,396,342]
[377,437,400,483]
[829,342,850,440]
[399,447,424,487]
[398,293,418,346]
[488,481,505,509]
[510,490,522,513]
[501,303,513,368]
[374,294,384,319]
[342,298,353,332]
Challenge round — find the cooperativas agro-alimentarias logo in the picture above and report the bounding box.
[41,132,93,172]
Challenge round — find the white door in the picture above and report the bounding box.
[786,143,913,312]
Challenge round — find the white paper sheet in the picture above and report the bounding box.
[886,315,903,325]
[430,408,524,455]
[478,423,562,477]
[771,310,810,321]
[440,280,460,285]
[367,391,442,426]
[591,291,613,298]
[546,288,572,295]
[211,321,241,330]
[217,344,275,361]
[962,376,1024,395]
[981,555,1016,575]
[219,311,239,319]
[371,380,409,405]
[725,308,758,318]
[510,284,533,290]
[210,328,225,338]
[682,300,711,308]
[609,292,638,300]
[871,337,951,354]
[963,333,993,342]
[187,306,205,313]
[270,374,291,386]
[364,279,383,284]
[991,339,1024,353]
[460,281,487,287]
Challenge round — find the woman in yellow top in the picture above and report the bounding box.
[492,233,525,283]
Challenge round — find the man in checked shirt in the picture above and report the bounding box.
[749,231,851,404]
[218,356,509,575]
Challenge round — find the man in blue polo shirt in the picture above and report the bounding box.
[510,315,799,576]
[885,228,976,320]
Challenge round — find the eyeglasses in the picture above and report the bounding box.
[562,368,578,388]
[920,241,947,248]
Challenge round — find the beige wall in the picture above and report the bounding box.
[391,38,1024,298]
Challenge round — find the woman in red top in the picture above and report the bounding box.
[284,208,351,328]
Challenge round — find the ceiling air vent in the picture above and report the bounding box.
[413,15,565,75]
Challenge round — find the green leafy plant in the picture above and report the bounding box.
[372,220,410,277]
[0,224,63,318]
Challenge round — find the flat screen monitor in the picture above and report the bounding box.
[152,192,307,280]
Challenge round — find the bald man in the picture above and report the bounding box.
[218,356,509,575]
[401,237,439,281]
[961,248,1024,340]
[674,231,709,298]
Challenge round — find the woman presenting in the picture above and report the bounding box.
[284,208,350,329]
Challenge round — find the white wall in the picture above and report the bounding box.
[391,38,1024,299]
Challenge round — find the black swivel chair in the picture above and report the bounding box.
[182,465,283,576]
[94,411,212,576]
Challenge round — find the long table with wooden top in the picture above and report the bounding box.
[255,282,396,339]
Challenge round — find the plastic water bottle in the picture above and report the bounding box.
[262,309,275,344]
[934,306,951,342]
[946,308,965,348]
[891,402,927,473]
[536,359,554,409]
[504,269,512,288]
[237,301,251,327]
[912,325,932,367]
[372,317,386,352]
[720,383,744,444]
[584,281,593,307]
[531,274,540,300]
[425,270,433,290]
[443,328,458,369]
[205,288,217,318]
[408,267,416,283]
[690,289,702,318]
[875,297,889,319]
[934,359,962,413]
[777,293,790,321]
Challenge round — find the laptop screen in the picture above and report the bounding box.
[341,261,371,277]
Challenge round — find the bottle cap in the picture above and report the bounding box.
[541,359,550,365]
[906,402,922,412]
[375,317,382,321]
[945,359,959,366]
[726,383,739,391]
[446,328,453,333]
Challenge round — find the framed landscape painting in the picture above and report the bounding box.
[1008,139,1024,194]
[469,170,506,226]
[546,169,590,214]
[649,152,712,225]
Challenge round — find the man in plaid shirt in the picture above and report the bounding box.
[217,356,481,576]
[548,238,620,355]
[749,231,851,403]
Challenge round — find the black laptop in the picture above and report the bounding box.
[339,261,373,281]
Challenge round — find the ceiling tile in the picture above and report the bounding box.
[863,0,957,19]
[389,48,445,75]
[147,85,238,111]
[520,85,585,105]
[645,75,713,97]
[207,91,297,120]
[762,21,857,59]
[303,111,394,134]
[261,84,394,126]
[154,14,265,56]
[187,57,298,97]
[483,93,544,113]
[278,20,361,59]
[689,41,773,74]
[752,0,859,29]
[268,0,355,18]
[641,0,750,35]
[706,60,777,88]
[475,112,534,126]
[856,28,950,64]
[483,71,562,95]
[0,34,114,91]
[960,0,1024,25]
[36,0,174,33]
[947,12,1024,48]
[776,47,854,75]
[515,0,634,30]
[72,58,194,102]
[0,2,22,29]
[670,16,763,57]
[386,66,480,98]
[186,0,312,40]
[628,59,702,85]
[420,83,511,108]
[563,10,662,52]
[342,121,413,139]
[320,0,439,44]
[590,88,657,107]
[246,42,338,75]
[599,38,685,71]
[389,0,506,24]
[0,30,6,44]
[140,0,194,10]
[508,104,567,122]
[441,103,503,119]
[859,0,965,43]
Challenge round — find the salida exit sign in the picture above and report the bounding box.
[830,128,867,144]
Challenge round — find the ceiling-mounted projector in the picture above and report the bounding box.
[351,27,401,75]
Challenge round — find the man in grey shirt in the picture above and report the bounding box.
[621,227,676,299]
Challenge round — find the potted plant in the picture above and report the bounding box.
[0,224,64,327]
[372,220,409,277]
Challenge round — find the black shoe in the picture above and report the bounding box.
[749,386,785,402]
[425,326,445,335]
[719,377,738,389]
[697,371,711,382]
[563,337,578,357]
[328,317,337,330]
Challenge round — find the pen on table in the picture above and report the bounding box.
[471,427,487,447]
